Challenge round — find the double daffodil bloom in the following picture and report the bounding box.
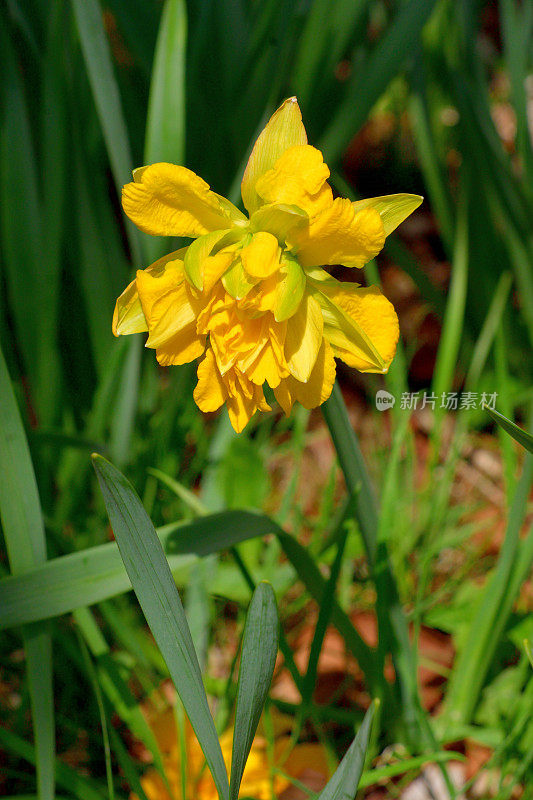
[113,98,421,432]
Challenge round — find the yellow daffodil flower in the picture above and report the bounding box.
[135,708,329,800]
[113,98,422,432]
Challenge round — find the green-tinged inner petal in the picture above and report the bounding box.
[352,193,423,236]
[249,203,308,243]
[241,97,308,215]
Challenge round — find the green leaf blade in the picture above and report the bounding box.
[229,582,279,800]
[317,703,375,800]
[0,344,56,800]
[484,406,533,453]
[91,454,229,800]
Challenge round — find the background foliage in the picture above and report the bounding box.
[1,1,532,799]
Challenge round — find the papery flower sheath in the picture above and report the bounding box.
[113,98,422,432]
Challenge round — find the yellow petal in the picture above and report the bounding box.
[352,193,423,236]
[284,292,323,382]
[290,198,385,268]
[193,349,226,412]
[212,192,248,224]
[155,322,205,366]
[241,97,308,215]
[275,740,329,787]
[112,277,147,336]
[273,380,294,416]
[112,248,187,336]
[226,382,268,433]
[318,284,399,373]
[136,264,197,348]
[246,337,289,388]
[285,339,336,409]
[122,163,233,237]
[255,145,333,218]
[240,231,281,279]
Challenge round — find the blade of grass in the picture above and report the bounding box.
[321,382,449,766]
[77,634,115,800]
[292,0,368,108]
[70,0,140,262]
[431,185,469,400]
[443,454,533,724]
[92,454,230,800]
[484,407,533,454]
[142,0,187,264]
[0,510,278,629]
[229,582,278,800]
[145,0,186,165]
[0,344,55,800]
[320,0,439,164]
[358,751,464,790]
[108,337,143,466]
[0,728,105,800]
[317,702,376,800]
[409,51,455,251]
[275,529,377,689]
[74,606,170,790]
[0,28,49,420]
[499,0,533,195]
[494,324,519,498]
[300,528,349,713]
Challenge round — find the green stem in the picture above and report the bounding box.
[321,383,451,781]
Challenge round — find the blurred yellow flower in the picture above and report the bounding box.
[135,708,329,800]
[113,98,421,432]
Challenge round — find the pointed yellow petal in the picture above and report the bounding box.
[212,192,248,224]
[255,145,333,218]
[193,349,226,412]
[285,339,336,409]
[112,248,188,336]
[240,231,281,279]
[241,97,308,215]
[352,193,423,236]
[112,277,147,336]
[273,380,294,416]
[246,336,289,388]
[290,198,385,268]
[226,386,264,433]
[284,292,323,382]
[122,163,233,237]
[318,284,399,373]
[155,323,205,366]
[136,264,197,348]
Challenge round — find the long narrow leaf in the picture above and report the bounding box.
[229,582,278,800]
[145,0,186,165]
[0,345,55,800]
[444,455,533,723]
[317,703,375,800]
[70,0,140,262]
[92,454,230,800]
[0,510,277,630]
[484,407,533,454]
[320,0,438,164]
